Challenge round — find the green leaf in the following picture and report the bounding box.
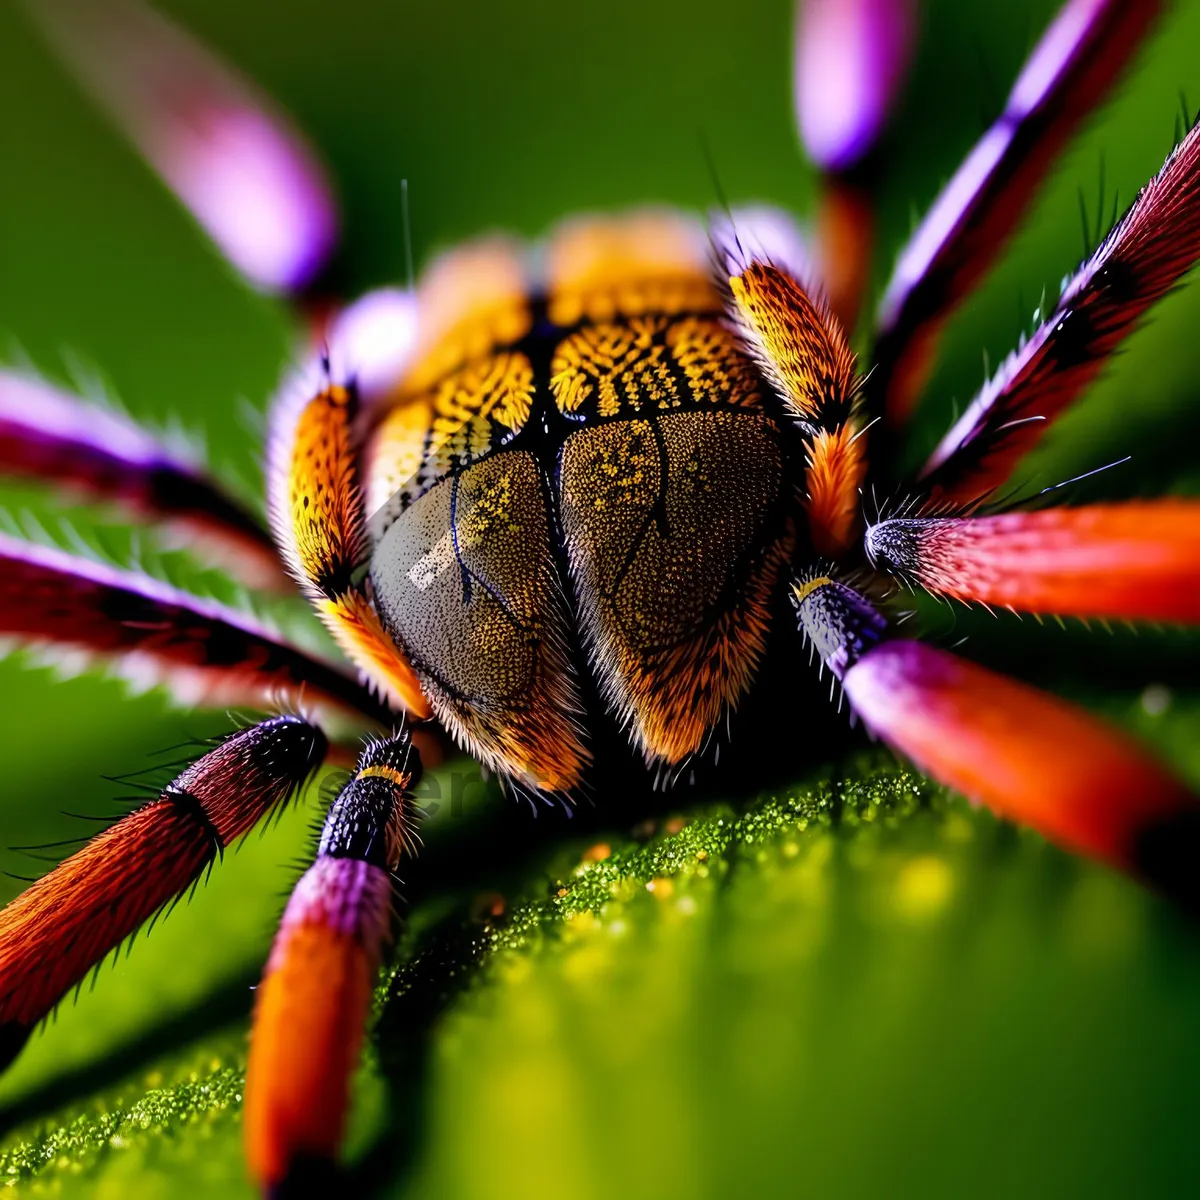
[3,750,1200,1198]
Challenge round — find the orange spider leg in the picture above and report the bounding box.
[814,181,876,336]
[793,577,1200,906]
[245,727,420,1191]
[866,500,1200,623]
[0,716,327,1069]
[725,258,866,558]
[794,0,916,332]
[269,377,431,720]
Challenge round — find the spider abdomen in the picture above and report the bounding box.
[367,217,796,794]
[560,410,789,765]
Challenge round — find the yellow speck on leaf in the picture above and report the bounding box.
[895,856,953,919]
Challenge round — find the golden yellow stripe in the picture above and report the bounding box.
[728,262,857,423]
[317,593,431,721]
[357,763,409,788]
[288,385,360,596]
[791,576,834,605]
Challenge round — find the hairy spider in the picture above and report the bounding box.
[1,0,1199,1193]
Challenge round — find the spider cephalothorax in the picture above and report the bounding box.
[2,0,1200,1193]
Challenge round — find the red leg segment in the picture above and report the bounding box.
[0,533,390,724]
[245,728,420,1190]
[921,120,1200,504]
[842,640,1196,882]
[872,0,1163,424]
[0,716,327,1068]
[866,500,1200,623]
[793,577,1200,904]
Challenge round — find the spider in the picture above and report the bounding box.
[1,0,1199,1194]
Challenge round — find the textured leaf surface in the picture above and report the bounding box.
[3,738,1200,1198]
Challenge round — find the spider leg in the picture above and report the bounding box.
[21,0,424,402]
[920,120,1200,505]
[245,726,420,1191]
[794,0,916,333]
[871,0,1163,425]
[20,0,339,304]
[722,252,865,557]
[269,366,431,719]
[793,575,1200,909]
[0,533,390,724]
[866,499,1200,623]
[0,370,288,591]
[0,715,327,1070]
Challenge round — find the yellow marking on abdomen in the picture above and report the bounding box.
[546,212,717,325]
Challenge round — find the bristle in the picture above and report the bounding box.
[0,370,285,590]
[872,0,1164,423]
[708,206,814,285]
[723,257,863,558]
[866,502,1200,622]
[0,532,389,723]
[726,261,857,426]
[0,717,326,1046]
[357,725,420,791]
[267,369,431,719]
[791,574,889,681]
[921,119,1200,503]
[245,729,418,1188]
[280,382,363,601]
[316,593,431,718]
[804,424,867,557]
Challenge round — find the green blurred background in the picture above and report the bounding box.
[1,1,1200,1196]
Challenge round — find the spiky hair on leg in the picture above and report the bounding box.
[245,726,421,1190]
[0,715,328,1068]
[267,356,430,719]
[921,117,1200,505]
[872,0,1166,424]
[0,369,287,590]
[0,532,388,722]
